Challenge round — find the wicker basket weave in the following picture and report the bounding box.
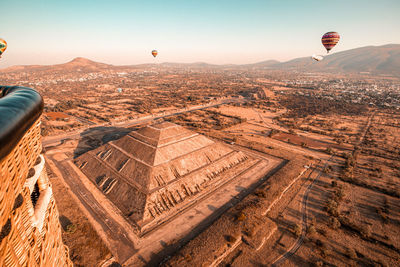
[0,117,73,266]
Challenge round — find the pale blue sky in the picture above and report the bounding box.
[0,0,399,67]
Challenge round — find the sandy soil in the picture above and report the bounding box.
[45,112,70,120]
[46,159,111,266]
[45,133,283,266]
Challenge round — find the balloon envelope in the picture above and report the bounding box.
[151,50,158,57]
[0,39,7,55]
[312,54,324,61]
[321,32,340,53]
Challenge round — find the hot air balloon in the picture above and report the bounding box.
[312,54,324,61]
[151,50,158,57]
[321,32,340,53]
[0,38,7,57]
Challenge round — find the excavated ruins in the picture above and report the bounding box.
[75,122,263,234]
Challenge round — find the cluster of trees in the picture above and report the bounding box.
[279,95,367,118]
[125,100,159,114]
[167,110,246,130]
[41,123,81,136]
[325,181,345,217]
[340,151,400,198]
[45,99,88,112]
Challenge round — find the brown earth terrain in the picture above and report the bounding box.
[46,159,112,266]
[2,60,399,266]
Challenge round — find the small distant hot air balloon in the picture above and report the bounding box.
[151,50,158,57]
[0,38,7,57]
[321,32,340,53]
[312,54,324,61]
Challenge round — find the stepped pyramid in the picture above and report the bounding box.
[75,122,256,233]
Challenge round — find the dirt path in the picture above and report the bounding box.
[271,155,333,266]
[47,154,137,263]
[357,110,376,147]
[47,145,283,266]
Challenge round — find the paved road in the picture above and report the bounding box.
[43,98,244,147]
[272,156,333,266]
[48,155,137,263]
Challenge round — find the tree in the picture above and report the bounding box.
[330,217,341,229]
[346,248,357,259]
[293,224,301,237]
[325,147,333,155]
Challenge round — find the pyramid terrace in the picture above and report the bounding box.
[75,122,272,235]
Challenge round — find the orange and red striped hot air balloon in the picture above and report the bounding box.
[321,32,340,53]
[0,38,7,56]
[151,49,158,57]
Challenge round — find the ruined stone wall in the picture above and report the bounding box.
[143,151,255,225]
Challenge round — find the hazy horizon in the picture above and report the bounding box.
[1,43,400,69]
[1,0,399,68]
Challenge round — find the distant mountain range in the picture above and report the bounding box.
[1,44,399,75]
[264,44,400,74]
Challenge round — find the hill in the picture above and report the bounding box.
[56,57,111,70]
[0,57,112,73]
[1,44,399,75]
[244,60,280,69]
[266,44,400,75]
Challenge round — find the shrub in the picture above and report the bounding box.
[315,239,324,247]
[320,247,329,258]
[361,225,372,239]
[312,260,324,267]
[317,228,327,236]
[311,216,317,226]
[378,259,389,267]
[346,248,357,259]
[184,254,192,262]
[325,147,333,155]
[226,235,237,243]
[236,212,246,222]
[334,187,345,201]
[293,224,301,237]
[330,217,341,229]
[254,190,266,198]
[66,224,77,233]
[326,200,339,217]
[307,225,317,235]
[268,129,279,137]
[323,166,332,174]
[377,208,389,223]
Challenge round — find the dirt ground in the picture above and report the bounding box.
[289,156,400,267]
[43,101,399,266]
[45,112,70,120]
[46,161,111,267]
[272,132,349,151]
[222,154,399,266]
